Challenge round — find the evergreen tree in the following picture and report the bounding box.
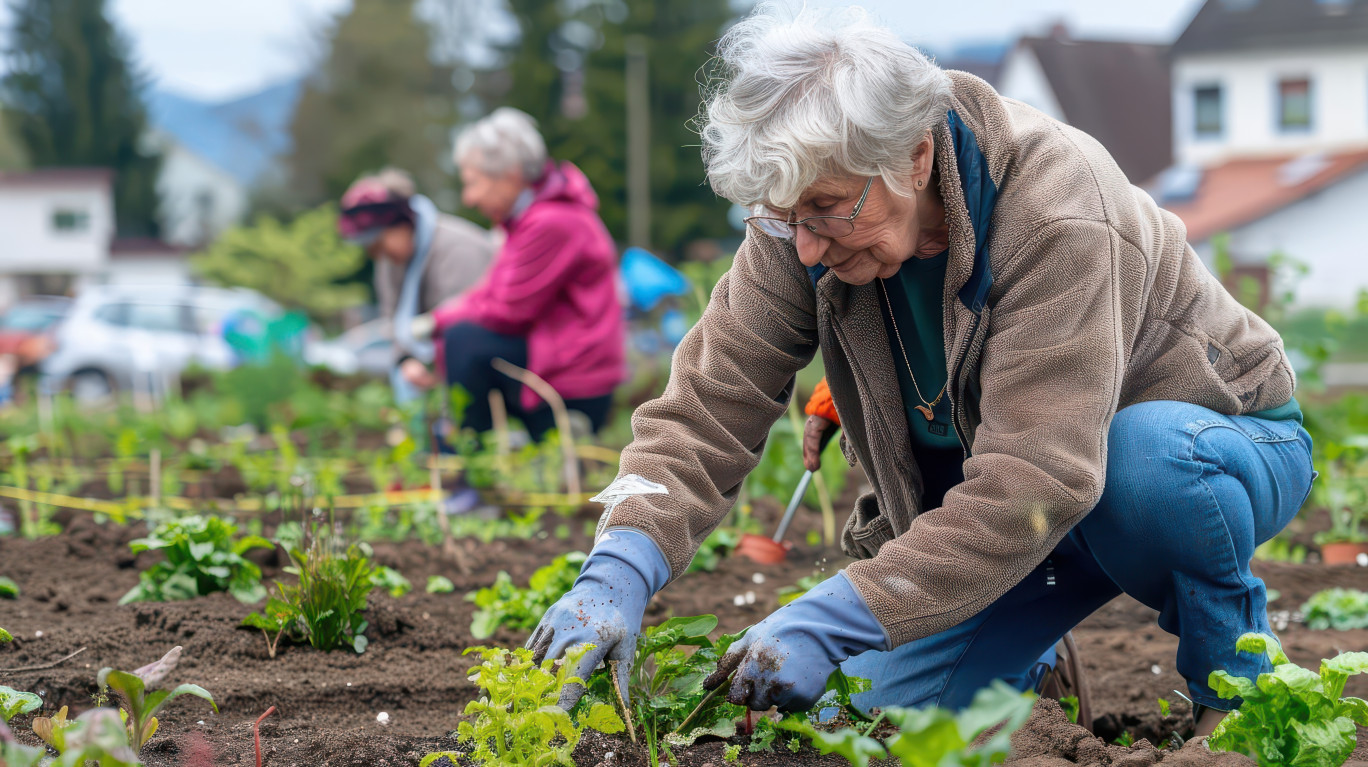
[497,0,736,255]
[0,0,162,236]
[287,0,457,207]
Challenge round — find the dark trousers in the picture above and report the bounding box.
[442,322,613,441]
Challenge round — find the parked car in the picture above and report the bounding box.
[0,295,71,366]
[42,285,284,401]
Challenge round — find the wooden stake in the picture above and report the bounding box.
[490,358,580,497]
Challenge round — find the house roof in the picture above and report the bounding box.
[1159,147,1368,241]
[0,167,113,188]
[1016,35,1172,183]
[1173,0,1368,56]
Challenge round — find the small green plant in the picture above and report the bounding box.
[97,645,217,752]
[120,515,272,604]
[1302,588,1368,631]
[1113,731,1135,747]
[371,565,412,598]
[21,707,140,767]
[244,532,378,654]
[427,575,455,594]
[1059,695,1080,724]
[0,627,11,643]
[421,645,624,767]
[1254,536,1307,564]
[0,686,41,723]
[723,743,742,763]
[1208,633,1368,767]
[781,681,1036,767]
[1158,697,1171,717]
[0,576,17,598]
[466,552,584,640]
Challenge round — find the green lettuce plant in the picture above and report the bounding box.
[0,685,41,723]
[1302,588,1368,631]
[466,552,584,639]
[13,708,140,767]
[120,515,272,604]
[421,645,624,767]
[97,646,217,752]
[780,680,1035,767]
[1208,633,1368,767]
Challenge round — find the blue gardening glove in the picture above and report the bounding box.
[703,572,888,712]
[528,528,670,709]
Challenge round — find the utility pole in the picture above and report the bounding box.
[625,34,651,249]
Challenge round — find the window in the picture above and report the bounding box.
[93,303,130,327]
[1278,78,1312,132]
[126,303,194,334]
[52,208,90,232]
[1194,85,1223,137]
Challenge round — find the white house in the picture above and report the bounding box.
[0,168,115,306]
[148,131,249,248]
[996,26,1172,183]
[1158,0,1368,308]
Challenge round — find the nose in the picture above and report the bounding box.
[794,225,829,267]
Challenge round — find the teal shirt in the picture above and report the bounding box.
[879,251,1300,451]
[879,251,961,450]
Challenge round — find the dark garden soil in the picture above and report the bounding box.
[1,500,1366,767]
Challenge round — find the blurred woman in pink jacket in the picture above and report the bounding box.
[433,108,626,441]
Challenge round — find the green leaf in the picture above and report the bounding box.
[885,713,964,767]
[0,628,11,643]
[1210,670,1259,701]
[229,581,268,604]
[1236,633,1289,665]
[582,702,625,734]
[0,577,18,599]
[97,669,145,704]
[233,535,274,555]
[1320,652,1368,700]
[780,719,887,767]
[1288,716,1357,766]
[426,575,455,594]
[0,685,43,722]
[353,635,369,654]
[145,683,217,722]
[418,752,462,767]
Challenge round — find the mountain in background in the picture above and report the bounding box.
[147,79,301,188]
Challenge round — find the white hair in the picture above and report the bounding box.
[699,4,952,209]
[454,107,548,181]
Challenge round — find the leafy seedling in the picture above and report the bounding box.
[1302,587,1368,631]
[372,565,412,598]
[0,627,11,643]
[466,552,584,639]
[241,596,294,658]
[273,536,377,654]
[1208,632,1368,767]
[421,645,624,767]
[723,743,742,763]
[0,577,17,599]
[97,645,217,751]
[1,719,47,767]
[23,708,139,767]
[120,515,272,604]
[1114,731,1135,747]
[0,685,41,723]
[427,575,455,594]
[1158,697,1171,717]
[1059,695,1080,724]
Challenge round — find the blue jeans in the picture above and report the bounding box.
[841,400,1314,712]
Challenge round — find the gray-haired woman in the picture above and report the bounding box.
[528,5,1310,736]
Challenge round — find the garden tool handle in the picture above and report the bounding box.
[773,426,838,543]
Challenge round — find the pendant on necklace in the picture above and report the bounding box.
[914,405,935,421]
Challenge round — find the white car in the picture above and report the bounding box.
[42,285,283,401]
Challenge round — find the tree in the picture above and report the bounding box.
[287,0,457,208]
[0,0,162,236]
[0,111,26,170]
[191,204,369,325]
[495,0,736,255]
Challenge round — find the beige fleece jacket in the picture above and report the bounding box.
[600,72,1295,647]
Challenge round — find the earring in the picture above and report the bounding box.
[915,179,925,190]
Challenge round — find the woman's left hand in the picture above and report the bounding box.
[400,358,436,389]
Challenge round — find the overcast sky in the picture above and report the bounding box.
[15,0,1206,103]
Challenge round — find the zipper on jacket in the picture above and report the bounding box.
[949,311,983,460]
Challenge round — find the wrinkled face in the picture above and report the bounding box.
[369,225,415,263]
[781,174,922,285]
[460,156,526,222]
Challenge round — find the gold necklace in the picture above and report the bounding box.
[877,278,947,421]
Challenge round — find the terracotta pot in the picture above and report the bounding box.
[736,533,791,565]
[1319,541,1368,566]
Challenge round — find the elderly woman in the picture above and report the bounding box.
[338,168,494,400]
[432,108,625,440]
[529,6,1312,735]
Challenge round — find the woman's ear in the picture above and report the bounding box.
[911,133,935,184]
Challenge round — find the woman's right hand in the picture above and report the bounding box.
[400,358,436,389]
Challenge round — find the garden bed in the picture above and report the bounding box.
[2,502,1366,766]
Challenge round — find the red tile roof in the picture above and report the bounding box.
[1161,148,1368,242]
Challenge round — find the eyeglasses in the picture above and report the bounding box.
[743,176,874,240]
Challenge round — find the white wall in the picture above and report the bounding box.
[155,135,249,247]
[1174,46,1368,166]
[997,46,1066,122]
[105,257,192,286]
[1192,167,1368,308]
[0,181,114,274]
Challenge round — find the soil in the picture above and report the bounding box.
[2,500,1367,767]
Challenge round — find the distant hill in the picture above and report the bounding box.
[147,80,301,188]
